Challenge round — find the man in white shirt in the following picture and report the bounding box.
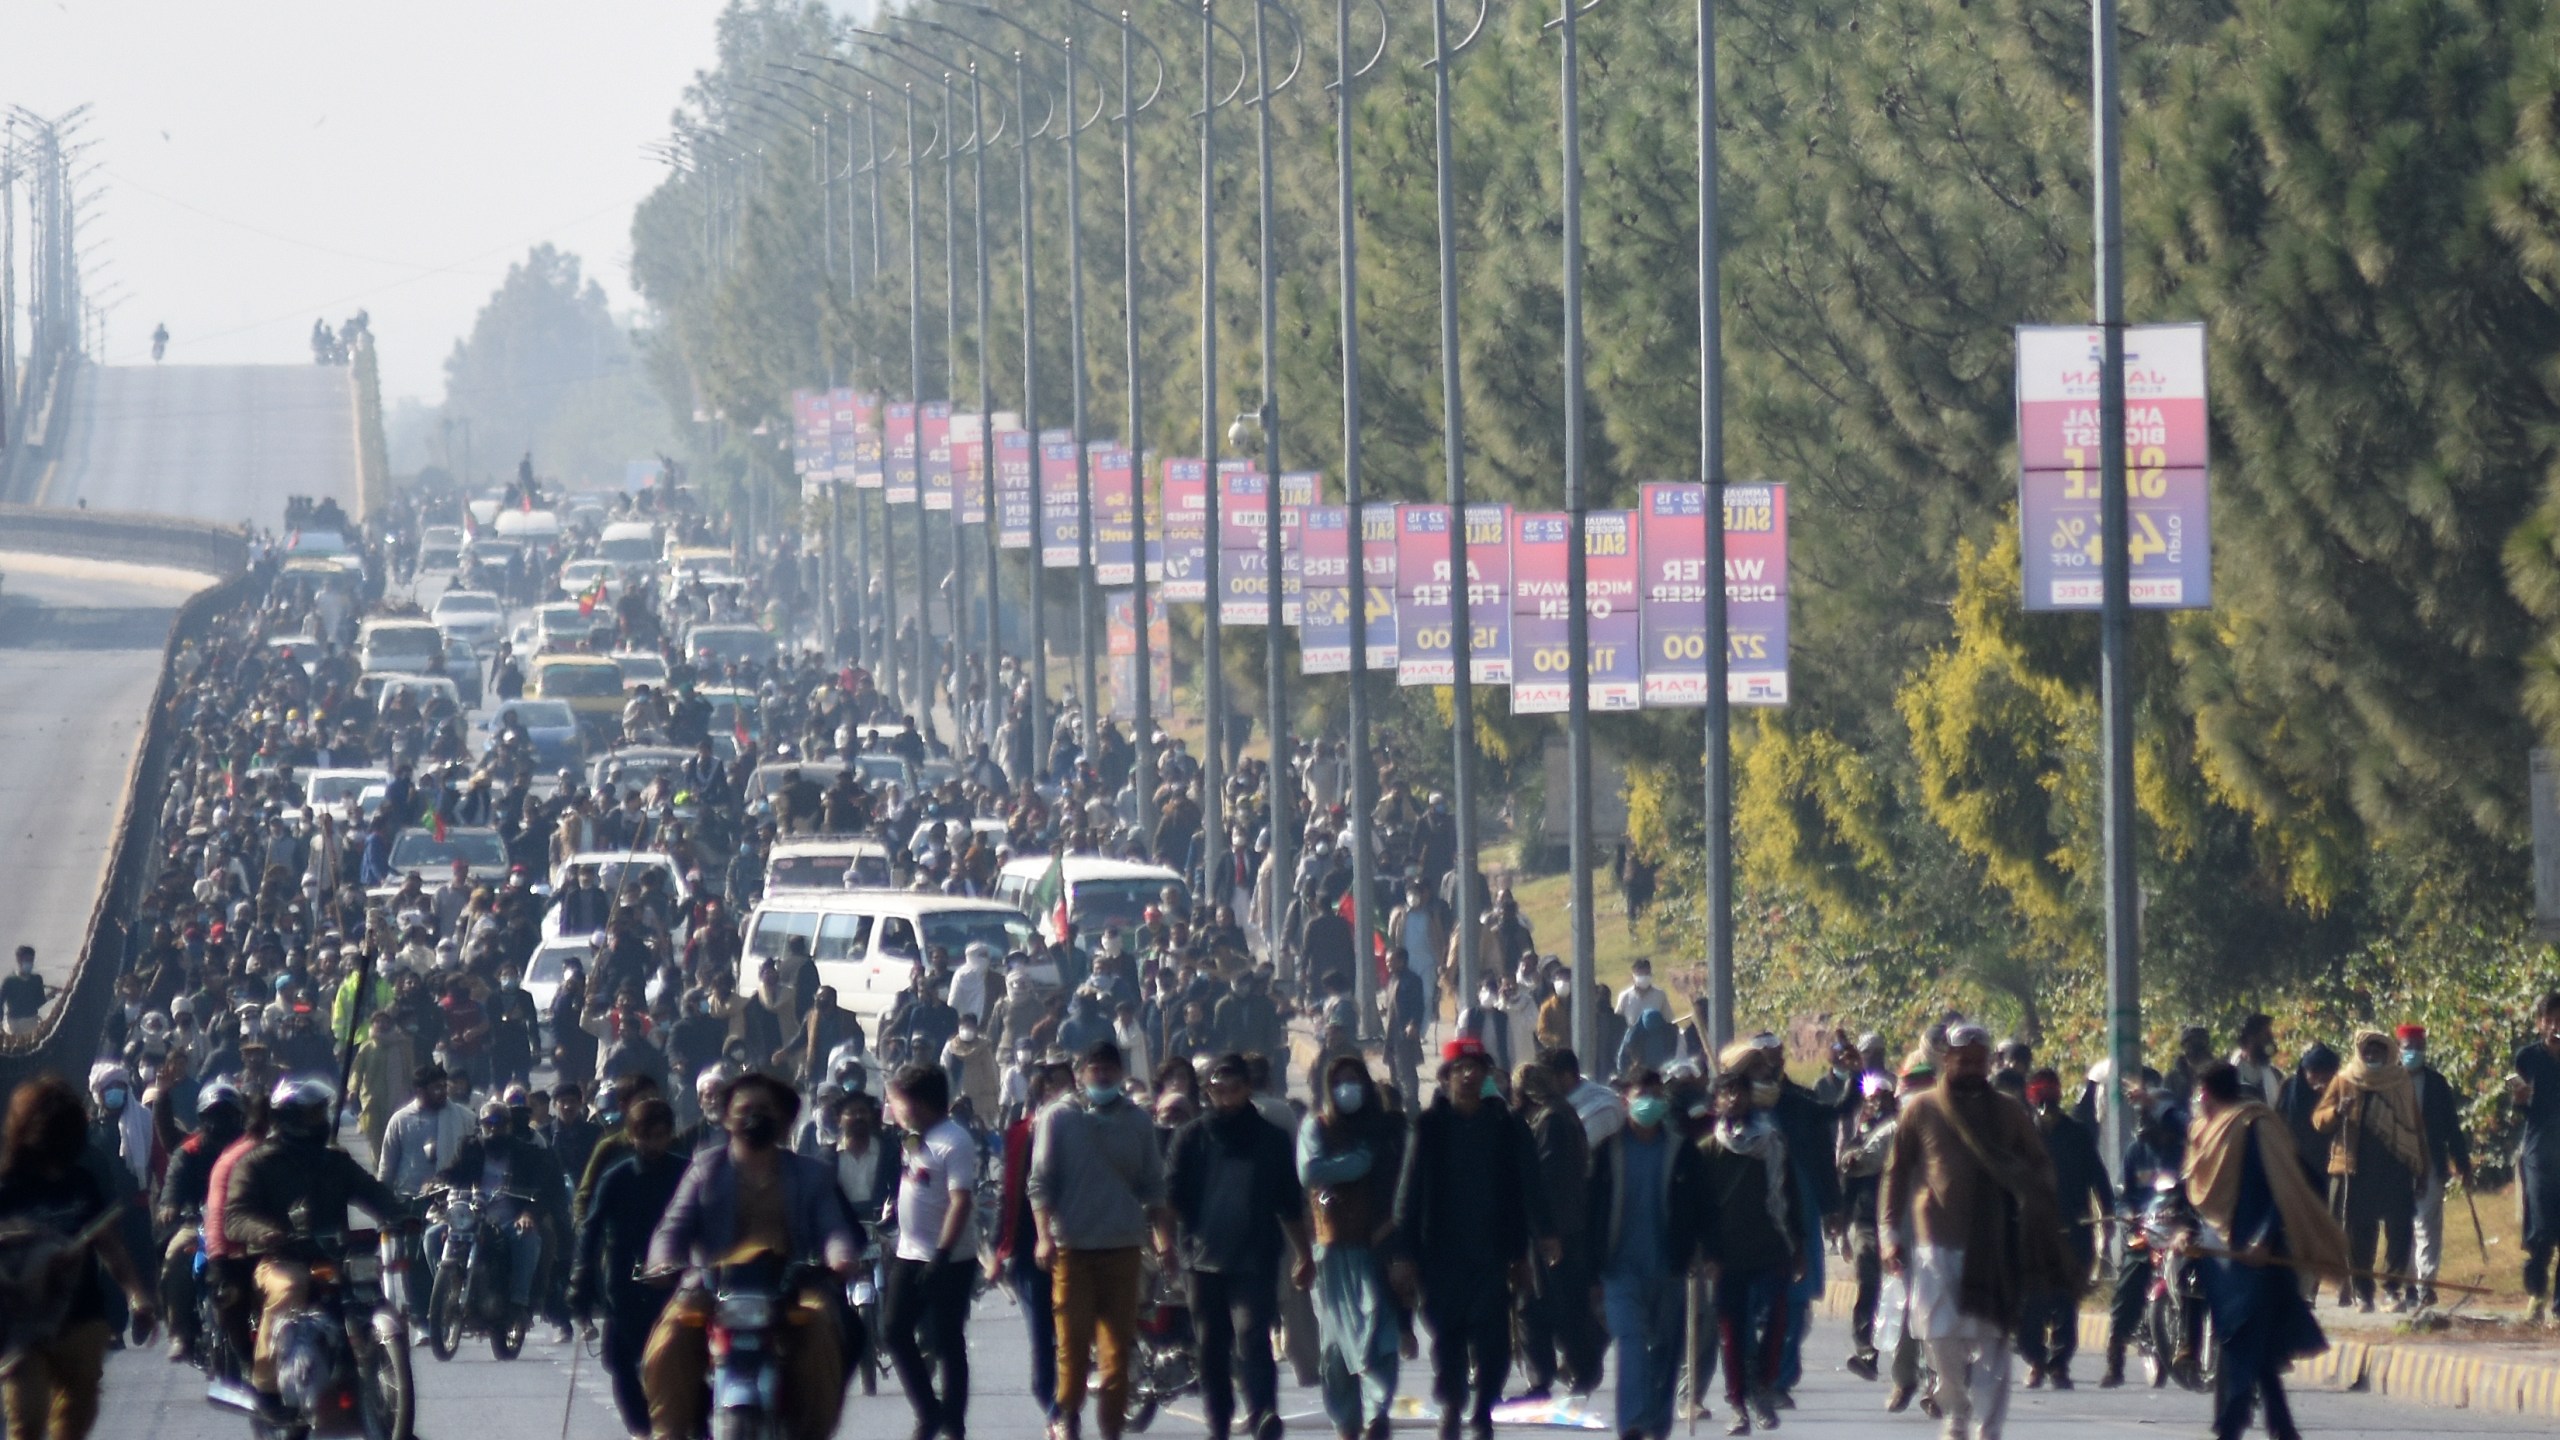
[375,1063,472,1195]
[1613,958,1671,1030]
[885,1062,979,1440]
[948,942,998,1026]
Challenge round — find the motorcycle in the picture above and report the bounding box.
[2130,1178,2218,1392]
[846,1223,886,1397]
[1124,1259,1197,1433]
[702,1252,822,1440]
[207,1225,414,1440]
[421,1186,535,1362]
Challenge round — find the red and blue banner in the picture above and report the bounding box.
[1160,459,1209,603]
[920,402,952,512]
[2016,323,2210,611]
[1039,430,1080,568]
[1360,503,1398,670]
[1218,462,1268,625]
[1094,444,1136,585]
[995,425,1034,549]
[1464,503,1512,685]
[1395,504,1455,685]
[1299,504,1352,674]
[883,401,918,504]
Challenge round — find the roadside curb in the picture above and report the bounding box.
[1815,1278,2560,1419]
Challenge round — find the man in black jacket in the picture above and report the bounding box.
[1515,1061,1601,1400]
[2020,1068,2113,1389]
[1158,1053,1312,1440]
[571,1097,685,1438]
[1392,1036,1555,1440]
[1732,1034,1842,1400]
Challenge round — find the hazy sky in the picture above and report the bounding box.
[2,1,875,403]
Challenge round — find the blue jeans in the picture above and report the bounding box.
[1011,1266,1058,1419]
[428,1220,542,1308]
[1605,1272,1686,1439]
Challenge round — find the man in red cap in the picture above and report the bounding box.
[1391,1034,1555,1440]
[2397,1023,2473,1307]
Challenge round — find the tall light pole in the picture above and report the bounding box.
[2092,0,2142,1185]
[1554,0,1602,1061]
[1101,2,1170,849]
[1232,0,1306,967]
[1334,0,1389,1033]
[1426,0,1489,1005]
[1697,0,1733,1049]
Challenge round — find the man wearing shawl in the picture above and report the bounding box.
[2183,1059,2348,1440]
[2311,1030,2426,1311]
[1880,1024,2069,1440]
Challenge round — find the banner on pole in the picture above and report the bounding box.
[1218,462,1268,625]
[1299,505,1351,674]
[1039,430,1080,568]
[1465,503,1512,685]
[1395,503,1454,685]
[1360,503,1398,670]
[1160,459,1209,602]
[791,390,828,476]
[1509,511,1571,713]
[2015,322,2211,610]
[996,425,1034,549]
[1278,472,1320,627]
[1639,482,1790,706]
[951,413,986,526]
[1105,591,1173,720]
[1094,444,1137,585]
[846,391,882,490]
[1586,509,1642,710]
[884,401,918,504]
[920,402,953,512]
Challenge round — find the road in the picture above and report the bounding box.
[93,1287,2556,1440]
[46,362,363,521]
[0,551,214,995]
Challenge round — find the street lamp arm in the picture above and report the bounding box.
[1542,0,1607,33]
[851,26,1010,148]
[930,1,1109,135]
[1058,0,1171,115]
[1245,0,1310,101]
[1160,0,1255,115]
[1422,0,1494,66]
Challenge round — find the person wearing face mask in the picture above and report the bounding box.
[1299,1055,1406,1440]
[572,1097,686,1440]
[1581,1067,1705,1439]
[2016,1068,2112,1390]
[1390,1036,1556,1440]
[2394,1023,2471,1309]
[1613,959,1670,1031]
[1879,1025,2070,1440]
[1158,1053,1311,1440]
[154,1079,248,1360]
[486,961,541,1092]
[640,1073,859,1440]
[996,1058,1079,1420]
[1694,1068,1798,1435]
[2230,1014,2282,1109]
[1029,1041,1169,1440]
[1836,1072,1899,1391]
[431,1100,556,1329]
[86,1062,152,1194]
[1,944,51,1037]
[1729,1035,1841,1405]
[2100,1065,2192,1386]
[941,1013,1000,1128]
[2313,1029,2428,1312]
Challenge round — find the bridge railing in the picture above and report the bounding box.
[0,502,250,574]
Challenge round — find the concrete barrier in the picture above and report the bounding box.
[0,502,249,574]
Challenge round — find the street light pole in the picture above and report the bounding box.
[1115,5,1165,852]
[1334,0,1388,1035]
[1698,0,1733,1051]
[1247,0,1301,971]
[2092,0,2142,1188]
[904,83,929,715]
[1556,0,1600,1062]
[1427,0,1488,1006]
[1191,0,1248,923]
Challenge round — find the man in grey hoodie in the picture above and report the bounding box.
[1031,1040,1169,1440]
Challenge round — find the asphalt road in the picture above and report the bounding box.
[0,551,213,996]
[47,363,363,521]
[92,1283,2557,1440]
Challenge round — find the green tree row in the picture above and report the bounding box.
[630,0,2560,1083]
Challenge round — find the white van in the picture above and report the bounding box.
[765,838,896,893]
[357,618,446,675]
[994,856,1190,943]
[598,520,663,571]
[740,893,1040,1022]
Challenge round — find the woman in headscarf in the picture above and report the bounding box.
[1297,1054,1406,1440]
[2311,1029,2427,1311]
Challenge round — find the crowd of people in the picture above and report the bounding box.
[0,488,2551,1440]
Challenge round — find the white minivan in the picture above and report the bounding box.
[739,893,1041,1023]
[994,855,1190,943]
[357,618,446,676]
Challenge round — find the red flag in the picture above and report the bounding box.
[1339,890,1391,984]
[432,808,447,843]
[577,576,606,617]
[733,715,753,751]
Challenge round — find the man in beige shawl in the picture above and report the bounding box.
[1881,1023,2070,1440]
[2311,1029,2426,1310]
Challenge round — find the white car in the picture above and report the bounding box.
[430,589,506,645]
[765,838,896,893]
[302,767,389,814]
[357,618,445,676]
[523,934,597,1018]
[419,526,465,571]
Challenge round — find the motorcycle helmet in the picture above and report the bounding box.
[270,1077,337,1141]
[198,1078,246,1119]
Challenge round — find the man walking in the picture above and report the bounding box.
[1587,1066,1705,1440]
[1160,1053,1311,1440]
[2312,1030,2426,1311]
[885,1062,979,1440]
[1391,1036,1553,1440]
[2019,1068,2111,1389]
[1031,1041,1168,1440]
[570,1097,687,1440]
[2396,1024,2472,1307]
[1881,1024,2069,1440]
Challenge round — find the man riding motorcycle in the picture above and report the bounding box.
[428,1099,561,1330]
[155,1078,248,1360]
[639,1072,860,1440]
[221,1078,411,1425]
